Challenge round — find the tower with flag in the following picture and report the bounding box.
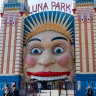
[0,0,28,95]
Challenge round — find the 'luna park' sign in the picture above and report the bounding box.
[28,1,72,14]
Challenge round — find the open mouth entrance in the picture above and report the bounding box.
[25,78,75,96]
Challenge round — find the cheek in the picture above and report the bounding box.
[25,56,37,67]
[57,55,69,67]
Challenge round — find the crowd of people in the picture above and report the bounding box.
[3,84,19,96]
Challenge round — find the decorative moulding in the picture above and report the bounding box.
[0,13,4,17]
[72,9,76,14]
[20,12,24,16]
[94,8,96,12]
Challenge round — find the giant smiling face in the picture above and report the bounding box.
[23,31,75,81]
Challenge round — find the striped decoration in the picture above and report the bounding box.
[0,12,19,74]
[77,7,93,21]
[4,12,19,24]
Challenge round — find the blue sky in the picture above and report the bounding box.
[0,0,73,27]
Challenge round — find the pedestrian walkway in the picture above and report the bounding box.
[37,90,58,96]
[37,90,74,96]
[27,90,74,96]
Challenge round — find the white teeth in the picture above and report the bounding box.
[31,75,68,81]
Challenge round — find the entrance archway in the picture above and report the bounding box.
[25,78,76,96]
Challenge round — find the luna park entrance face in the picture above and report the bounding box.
[25,79,76,96]
[24,11,75,96]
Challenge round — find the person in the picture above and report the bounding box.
[87,84,93,96]
[23,11,75,81]
[3,84,12,96]
[11,85,19,96]
[38,82,42,93]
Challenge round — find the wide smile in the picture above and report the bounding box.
[27,71,70,81]
[27,71,70,77]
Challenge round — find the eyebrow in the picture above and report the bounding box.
[51,37,68,41]
[28,38,41,43]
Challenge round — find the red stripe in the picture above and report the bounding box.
[6,23,12,73]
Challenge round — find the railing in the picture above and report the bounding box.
[3,2,28,13]
[76,0,94,4]
[4,2,21,8]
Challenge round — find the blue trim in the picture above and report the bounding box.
[76,74,96,81]
[0,75,25,96]
[0,75,23,82]
[4,2,21,8]
[76,74,96,96]
[76,0,94,4]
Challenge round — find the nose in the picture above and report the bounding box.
[38,50,56,67]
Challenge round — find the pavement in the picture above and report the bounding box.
[27,90,74,96]
[37,90,58,96]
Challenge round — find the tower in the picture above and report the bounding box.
[73,0,96,95]
[0,0,28,95]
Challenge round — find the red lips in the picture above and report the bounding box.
[27,71,70,77]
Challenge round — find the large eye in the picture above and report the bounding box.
[31,48,42,55]
[53,46,64,54]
